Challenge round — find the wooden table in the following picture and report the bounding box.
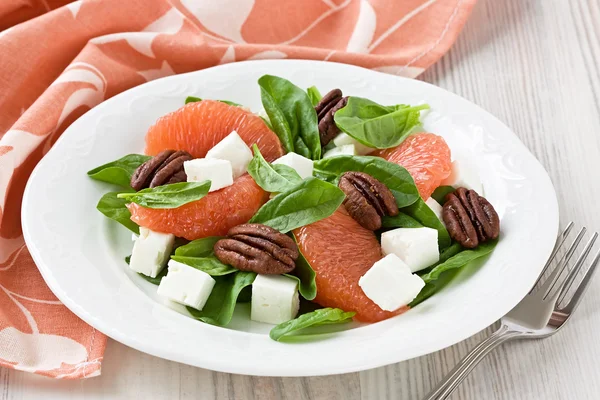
[3,0,600,398]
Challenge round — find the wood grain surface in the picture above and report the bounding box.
[3,0,600,398]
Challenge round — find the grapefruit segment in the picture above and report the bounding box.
[129,175,269,240]
[145,100,284,161]
[374,133,451,200]
[294,207,408,323]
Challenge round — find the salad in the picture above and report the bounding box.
[87,75,500,342]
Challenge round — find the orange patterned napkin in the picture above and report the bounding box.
[0,0,476,379]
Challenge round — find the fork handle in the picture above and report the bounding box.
[423,325,523,400]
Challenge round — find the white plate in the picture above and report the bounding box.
[22,60,559,376]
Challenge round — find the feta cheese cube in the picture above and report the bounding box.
[332,133,375,155]
[157,260,216,310]
[381,227,439,272]
[205,131,253,179]
[359,254,425,311]
[183,158,233,192]
[323,144,356,158]
[251,274,300,324]
[129,227,175,278]
[441,155,483,194]
[272,152,313,179]
[425,197,444,222]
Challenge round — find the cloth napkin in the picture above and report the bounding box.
[0,0,476,379]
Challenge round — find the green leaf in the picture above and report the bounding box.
[247,144,302,193]
[117,181,210,209]
[125,254,168,285]
[174,236,222,257]
[307,86,322,106]
[381,212,423,229]
[96,192,140,233]
[258,75,321,160]
[283,235,317,300]
[431,185,455,205]
[185,96,242,107]
[409,268,459,307]
[170,255,237,276]
[313,155,420,208]
[237,285,252,303]
[187,272,256,326]
[334,97,429,149]
[402,198,451,249]
[260,116,274,131]
[250,177,345,233]
[139,268,168,285]
[87,154,151,188]
[421,239,498,283]
[185,96,202,104]
[269,308,355,341]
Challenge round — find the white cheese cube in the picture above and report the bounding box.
[129,227,175,278]
[251,274,299,324]
[205,131,253,179]
[425,197,444,222]
[332,133,375,155]
[272,152,313,179]
[323,144,356,158]
[183,158,233,192]
[381,227,439,273]
[359,254,425,311]
[157,260,216,310]
[441,155,483,194]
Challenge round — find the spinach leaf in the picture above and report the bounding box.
[247,144,302,193]
[237,285,252,303]
[431,185,455,205]
[185,96,202,104]
[170,255,237,276]
[269,308,355,341]
[402,198,451,249]
[421,239,498,283]
[313,155,420,208]
[410,241,496,306]
[307,86,322,106]
[381,213,423,229]
[126,255,168,285]
[250,177,345,233]
[117,181,210,209]
[409,268,459,307]
[261,116,274,131]
[283,235,317,300]
[258,75,321,160]
[97,192,140,233]
[185,96,242,107]
[139,269,167,285]
[334,97,428,148]
[187,271,256,326]
[87,154,151,188]
[174,236,222,257]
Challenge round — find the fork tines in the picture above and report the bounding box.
[530,222,600,312]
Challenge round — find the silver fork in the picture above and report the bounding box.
[424,222,600,400]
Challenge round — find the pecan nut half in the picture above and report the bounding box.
[442,187,500,249]
[130,149,192,191]
[214,224,299,275]
[314,89,348,147]
[338,171,399,230]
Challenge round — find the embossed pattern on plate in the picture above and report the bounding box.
[22,60,558,376]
